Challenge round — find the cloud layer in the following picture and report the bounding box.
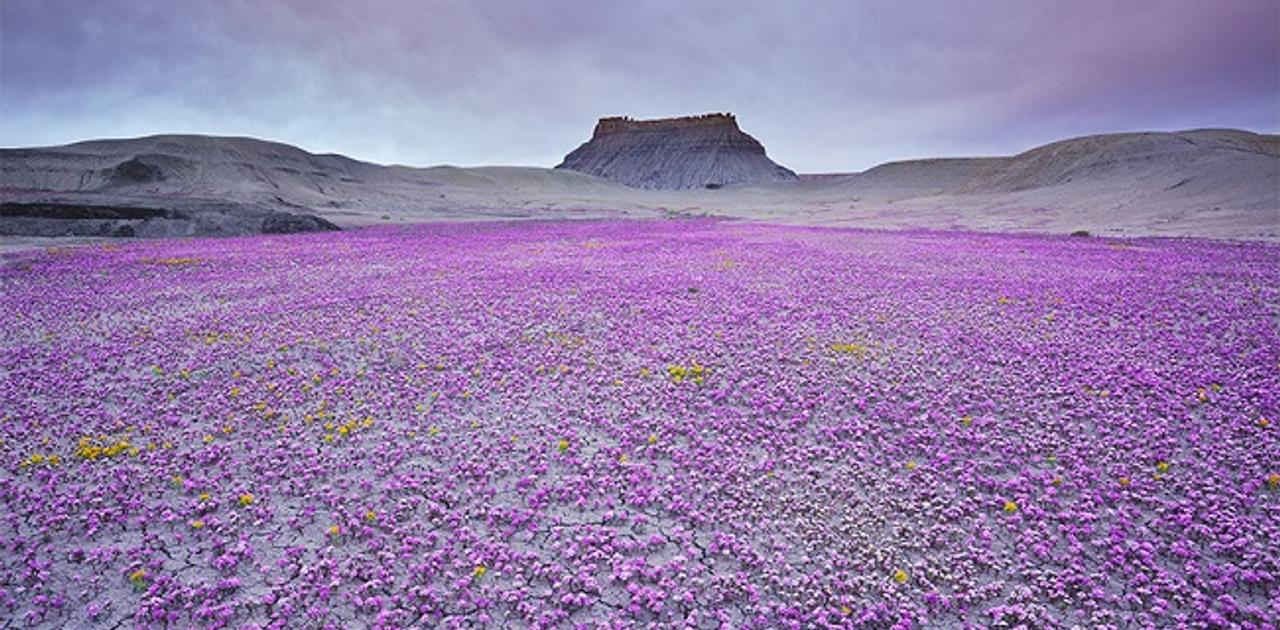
[2,0,1277,171]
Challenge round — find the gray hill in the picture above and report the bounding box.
[555,113,798,189]
[1,127,1276,246]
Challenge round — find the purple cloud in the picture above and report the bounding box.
[2,0,1276,171]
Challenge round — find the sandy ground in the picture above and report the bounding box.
[0,235,118,255]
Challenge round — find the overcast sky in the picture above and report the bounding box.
[2,0,1277,172]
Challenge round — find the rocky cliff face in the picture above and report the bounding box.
[555,113,798,190]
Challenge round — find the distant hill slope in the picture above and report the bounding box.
[1,128,1276,241]
[0,134,654,238]
[967,129,1279,194]
[782,129,1278,238]
[555,113,798,190]
[0,134,632,210]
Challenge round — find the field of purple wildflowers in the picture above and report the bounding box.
[1,219,1277,629]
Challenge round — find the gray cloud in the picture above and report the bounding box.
[2,0,1277,171]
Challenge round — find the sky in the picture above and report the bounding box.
[2,0,1277,172]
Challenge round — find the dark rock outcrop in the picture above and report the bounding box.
[102,153,197,188]
[107,157,166,184]
[556,113,797,189]
[0,201,339,238]
[1,202,172,221]
[261,212,341,234]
